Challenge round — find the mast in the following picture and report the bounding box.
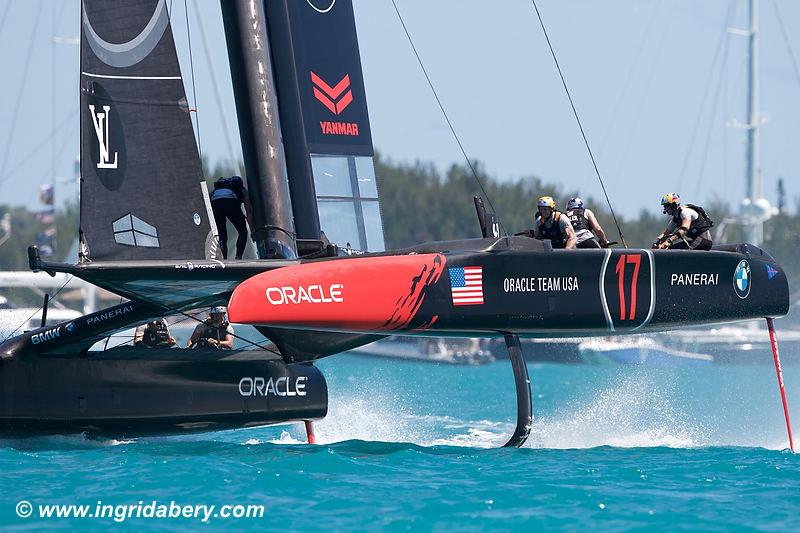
[219,0,297,259]
[744,0,763,245]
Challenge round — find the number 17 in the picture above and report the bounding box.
[615,254,641,321]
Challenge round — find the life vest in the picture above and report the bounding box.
[142,320,171,348]
[673,204,714,240]
[536,211,567,248]
[567,208,590,232]
[213,176,245,202]
[198,319,230,344]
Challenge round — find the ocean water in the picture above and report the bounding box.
[1,353,799,530]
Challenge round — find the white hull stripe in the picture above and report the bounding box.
[82,71,181,80]
[632,250,657,331]
[599,248,614,332]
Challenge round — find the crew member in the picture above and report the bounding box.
[187,306,235,349]
[565,197,609,249]
[210,175,253,260]
[133,318,176,348]
[652,193,713,250]
[533,196,577,249]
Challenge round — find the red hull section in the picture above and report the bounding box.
[228,254,446,332]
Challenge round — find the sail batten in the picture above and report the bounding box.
[79,0,216,262]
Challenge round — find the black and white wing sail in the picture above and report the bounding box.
[79,0,217,262]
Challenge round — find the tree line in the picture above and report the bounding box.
[1,154,798,321]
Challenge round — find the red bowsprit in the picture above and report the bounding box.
[228,254,446,333]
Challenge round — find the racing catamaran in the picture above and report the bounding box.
[0,0,790,448]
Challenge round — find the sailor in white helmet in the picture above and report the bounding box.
[564,197,609,249]
[188,306,235,349]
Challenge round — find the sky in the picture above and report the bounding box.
[0,0,799,219]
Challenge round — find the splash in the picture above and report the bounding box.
[312,393,432,445]
[526,372,708,449]
[264,383,508,447]
[2,433,134,451]
[272,367,713,450]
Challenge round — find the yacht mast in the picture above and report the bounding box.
[220,0,297,259]
[744,0,763,245]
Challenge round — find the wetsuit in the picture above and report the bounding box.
[211,176,248,259]
[566,208,601,249]
[192,319,234,349]
[134,320,173,348]
[534,212,570,249]
[666,205,713,250]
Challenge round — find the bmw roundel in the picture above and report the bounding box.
[734,260,751,299]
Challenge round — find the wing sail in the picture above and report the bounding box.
[79,0,216,262]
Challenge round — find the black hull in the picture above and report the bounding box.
[0,347,327,437]
[228,241,790,337]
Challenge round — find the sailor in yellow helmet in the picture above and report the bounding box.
[533,196,577,249]
[653,193,713,250]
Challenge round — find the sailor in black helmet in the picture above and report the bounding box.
[565,197,609,249]
[210,175,253,260]
[188,306,235,349]
[653,193,713,250]
[133,318,176,348]
[533,196,577,249]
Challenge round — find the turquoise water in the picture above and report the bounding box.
[1,354,799,530]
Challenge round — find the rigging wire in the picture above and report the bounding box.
[96,283,284,356]
[693,12,735,200]
[771,0,800,96]
[607,7,675,188]
[606,4,675,191]
[597,0,662,158]
[0,1,44,186]
[0,274,74,344]
[0,2,11,37]
[183,0,203,160]
[1,110,77,187]
[528,0,627,247]
[676,0,735,192]
[389,0,505,235]
[190,0,241,174]
[51,0,56,192]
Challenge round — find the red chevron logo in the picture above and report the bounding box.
[311,71,353,115]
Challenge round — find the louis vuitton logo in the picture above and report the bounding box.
[88,104,118,169]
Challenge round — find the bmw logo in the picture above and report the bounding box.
[65,322,76,333]
[193,213,201,226]
[734,260,751,299]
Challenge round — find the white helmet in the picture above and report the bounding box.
[566,197,584,210]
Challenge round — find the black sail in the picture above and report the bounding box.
[79,0,216,261]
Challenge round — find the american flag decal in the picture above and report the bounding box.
[449,266,484,306]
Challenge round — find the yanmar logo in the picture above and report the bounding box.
[311,71,352,114]
[311,71,360,136]
[266,284,343,305]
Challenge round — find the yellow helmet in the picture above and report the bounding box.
[537,196,556,209]
[660,192,681,213]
